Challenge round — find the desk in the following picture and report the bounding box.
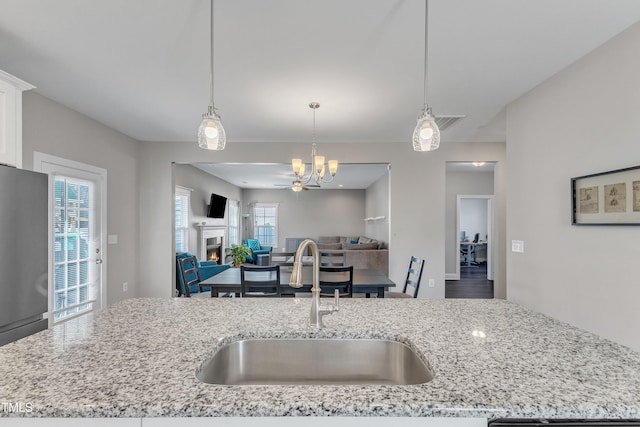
[201,266,394,298]
[460,241,487,266]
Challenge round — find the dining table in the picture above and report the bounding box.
[200,265,395,298]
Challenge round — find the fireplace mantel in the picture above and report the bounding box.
[196,224,227,262]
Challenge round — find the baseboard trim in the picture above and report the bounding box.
[445,273,459,281]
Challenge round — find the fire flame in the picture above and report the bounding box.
[209,252,219,264]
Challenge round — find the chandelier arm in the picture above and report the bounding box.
[299,173,313,185]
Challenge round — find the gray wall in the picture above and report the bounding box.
[445,170,494,277]
[506,22,640,351]
[21,92,140,304]
[173,164,243,254]
[365,171,390,245]
[242,188,366,251]
[138,140,507,300]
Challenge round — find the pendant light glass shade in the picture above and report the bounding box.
[412,107,440,151]
[198,105,226,150]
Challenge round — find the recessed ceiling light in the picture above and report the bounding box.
[472,162,486,167]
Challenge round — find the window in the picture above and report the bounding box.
[228,200,240,246]
[253,203,278,247]
[53,176,96,321]
[175,186,191,252]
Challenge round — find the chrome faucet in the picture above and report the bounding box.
[289,239,339,329]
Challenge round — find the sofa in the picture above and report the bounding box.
[316,236,389,275]
[175,252,230,297]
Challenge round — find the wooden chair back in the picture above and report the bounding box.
[178,256,202,298]
[320,251,345,267]
[402,256,425,298]
[240,265,281,297]
[270,252,296,269]
[319,265,353,298]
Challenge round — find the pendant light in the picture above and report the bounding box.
[412,0,440,152]
[198,0,226,150]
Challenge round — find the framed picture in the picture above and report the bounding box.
[571,165,640,225]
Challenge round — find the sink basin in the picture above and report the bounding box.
[196,338,434,385]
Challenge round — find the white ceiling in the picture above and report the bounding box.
[2,0,640,146]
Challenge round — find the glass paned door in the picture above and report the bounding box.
[53,176,100,320]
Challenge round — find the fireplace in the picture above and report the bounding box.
[197,225,227,264]
[206,237,222,264]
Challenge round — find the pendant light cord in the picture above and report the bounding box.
[423,0,429,109]
[209,0,215,106]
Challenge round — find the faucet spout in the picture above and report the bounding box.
[288,239,339,329]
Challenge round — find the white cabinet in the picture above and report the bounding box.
[0,70,34,168]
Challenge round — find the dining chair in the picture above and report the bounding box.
[320,251,345,267]
[178,255,206,298]
[319,265,353,298]
[270,251,296,269]
[385,256,424,298]
[240,264,281,297]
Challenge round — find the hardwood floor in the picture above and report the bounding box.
[445,262,494,299]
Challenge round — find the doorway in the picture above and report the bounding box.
[457,195,493,280]
[444,162,495,299]
[34,152,106,325]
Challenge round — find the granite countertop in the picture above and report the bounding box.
[1,297,639,419]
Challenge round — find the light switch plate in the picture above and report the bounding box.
[511,240,524,253]
[108,234,118,245]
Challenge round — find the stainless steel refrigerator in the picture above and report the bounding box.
[0,164,48,346]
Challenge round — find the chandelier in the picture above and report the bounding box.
[291,102,338,186]
[412,0,440,152]
[197,0,226,150]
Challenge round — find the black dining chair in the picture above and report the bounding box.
[240,264,281,297]
[386,256,424,298]
[320,251,346,267]
[319,265,353,298]
[270,251,296,269]
[178,255,207,297]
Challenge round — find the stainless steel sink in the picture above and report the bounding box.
[196,338,434,385]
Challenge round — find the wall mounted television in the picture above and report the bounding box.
[207,193,227,218]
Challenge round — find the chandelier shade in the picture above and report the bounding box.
[197,0,226,150]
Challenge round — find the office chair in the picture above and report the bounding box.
[460,233,480,265]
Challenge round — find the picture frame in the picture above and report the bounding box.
[571,165,640,225]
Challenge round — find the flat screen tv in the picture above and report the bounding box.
[207,193,227,218]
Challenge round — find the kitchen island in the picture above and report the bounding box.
[0,298,639,424]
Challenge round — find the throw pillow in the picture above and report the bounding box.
[358,236,376,244]
[246,239,261,251]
